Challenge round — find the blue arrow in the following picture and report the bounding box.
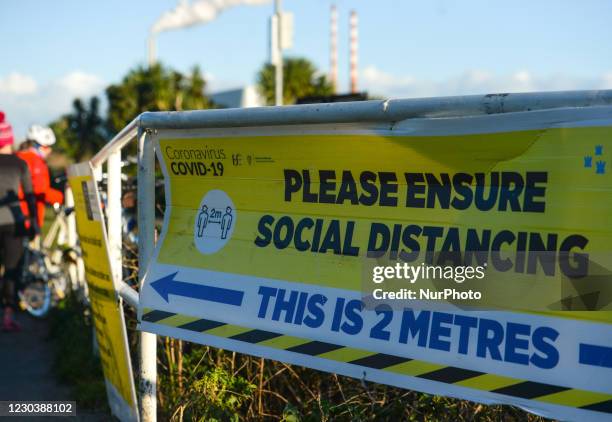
[150,272,244,306]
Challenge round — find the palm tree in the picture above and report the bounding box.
[257,57,333,105]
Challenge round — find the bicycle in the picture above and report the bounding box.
[18,205,84,317]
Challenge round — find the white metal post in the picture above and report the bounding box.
[107,150,123,285]
[64,186,82,290]
[137,128,157,422]
[65,187,76,246]
[274,0,283,106]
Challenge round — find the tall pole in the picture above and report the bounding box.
[107,150,122,285]
[349,10,358,94]
[274,0,283,106]
[148,32,156,67]
[138,128,157,422]
[330,5,338,93]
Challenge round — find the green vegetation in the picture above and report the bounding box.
[48,59,333,161]
[154,339,548,421]
[49,294,108,411]
[157,342,255,421]
[49,63,213,162]
[106,64,211,134]
[257,57,334,105]
[50,97,108,162]
[50,296,549,421]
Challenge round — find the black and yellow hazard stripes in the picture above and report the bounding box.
[142,309,612,414]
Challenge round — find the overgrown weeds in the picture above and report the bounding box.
[51,290,549,421]
[154,337,549,421]
[49,294,108,412]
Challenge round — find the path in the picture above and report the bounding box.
[0,312,109,421]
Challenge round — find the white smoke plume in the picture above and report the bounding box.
[151,0,271,34]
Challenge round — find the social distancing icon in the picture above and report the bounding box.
[194,189,235,254]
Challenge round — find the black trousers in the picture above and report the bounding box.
[0,225,24,309]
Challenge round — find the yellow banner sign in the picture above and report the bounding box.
[140,109,612,421]
[68,163,138,422]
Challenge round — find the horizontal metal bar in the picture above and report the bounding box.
[118,280,139,309]
[139,89,612,130]
[90,89,612,171]
[90,118,139,168]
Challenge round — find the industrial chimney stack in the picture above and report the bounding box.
[330,5,338,92]
[148,32,156,67]
[349,10,358,93]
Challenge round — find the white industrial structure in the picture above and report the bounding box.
[349,10,358,93]
[209,86,264,108]
[329,5,338,92]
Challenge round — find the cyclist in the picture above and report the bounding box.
[17,125,64,229]
[0,112,38,331]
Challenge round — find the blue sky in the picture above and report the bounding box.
[2,0,612,138]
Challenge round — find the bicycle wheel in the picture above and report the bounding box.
[19,247,53,318]
[18,279,52,318]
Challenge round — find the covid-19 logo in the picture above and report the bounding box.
[193,189,236,254]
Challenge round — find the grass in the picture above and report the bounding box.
[48,294,109,412]
[47,292,551,421]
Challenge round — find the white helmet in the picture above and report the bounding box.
[26,125,56,146]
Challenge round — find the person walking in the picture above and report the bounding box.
[0,112,39,331]
[17,125,64,229]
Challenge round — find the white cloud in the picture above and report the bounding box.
[0,72,38,95]
[361,66,612,99]
[0,71,104,141]
[56,71,105,98]
[362,66,415,94]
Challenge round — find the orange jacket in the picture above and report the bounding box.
[17,149,64,228]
